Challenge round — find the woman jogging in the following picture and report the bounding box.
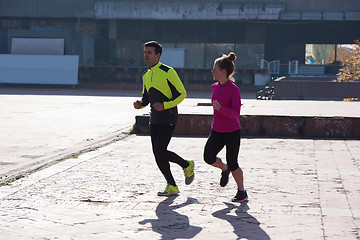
[203,52,248,202]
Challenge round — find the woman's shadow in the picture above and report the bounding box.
[212,202,270,240]
[139,196,202,240]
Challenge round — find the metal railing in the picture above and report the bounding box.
[260,59,280,74]
[288,60,299,75]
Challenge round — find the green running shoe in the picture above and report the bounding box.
[157,184,180,196]
[183,160,194,185]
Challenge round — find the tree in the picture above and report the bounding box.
[337,40,360,83]
[336,46,353,64]
[336,40,360,101]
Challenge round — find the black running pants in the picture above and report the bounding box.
[150,123,189,186]
[203,129,241,171]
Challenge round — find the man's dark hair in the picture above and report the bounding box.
[144,41,162,55]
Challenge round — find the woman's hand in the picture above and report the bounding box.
[213,100,221,111]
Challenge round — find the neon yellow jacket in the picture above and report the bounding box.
[141,61,186,124]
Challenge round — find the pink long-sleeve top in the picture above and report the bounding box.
[211,81,241,133]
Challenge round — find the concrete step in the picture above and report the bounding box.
[298,65,325,75]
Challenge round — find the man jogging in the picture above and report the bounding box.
[133,41,194,196]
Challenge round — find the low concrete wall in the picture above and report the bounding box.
[135,114,360,139]
[78,66,263,85]
[273,80,360,100]
[0,54,79,85]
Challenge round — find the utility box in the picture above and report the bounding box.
[161,48,185,68]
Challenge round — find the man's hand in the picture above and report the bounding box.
[133,100,142,109]
[213,100,221,111]
[152,102,164,111]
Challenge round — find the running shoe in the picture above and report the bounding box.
[232,190,248,202]
[157,184,180,196]
[220,168,230,187]
[183,160,195,185]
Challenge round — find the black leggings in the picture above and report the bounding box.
[151,123,189,186]
[203,129,241,171]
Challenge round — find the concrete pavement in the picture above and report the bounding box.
[0,134,359,239]
[0,87,360,239]
[0,88,141,184]
[0,87,230,184]
[1,87,360,185]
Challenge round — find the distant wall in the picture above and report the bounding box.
[0,31,7,54]
[273,80,360,100]
[0,54,79,85]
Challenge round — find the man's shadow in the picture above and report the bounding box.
[212,202,270,240]
[139,196,202,240]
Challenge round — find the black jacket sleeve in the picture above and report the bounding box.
[141,85,149,107]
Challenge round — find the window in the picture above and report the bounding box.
[306,44,335,64]
[235,44,264,69]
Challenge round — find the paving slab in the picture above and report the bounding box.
[0,134,359,239]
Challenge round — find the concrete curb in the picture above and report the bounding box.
[273,80,360,100]
[135,114,360,139]
[0,127,132,186]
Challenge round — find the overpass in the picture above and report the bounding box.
[0,0,359,87]
[1,0,360,20]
